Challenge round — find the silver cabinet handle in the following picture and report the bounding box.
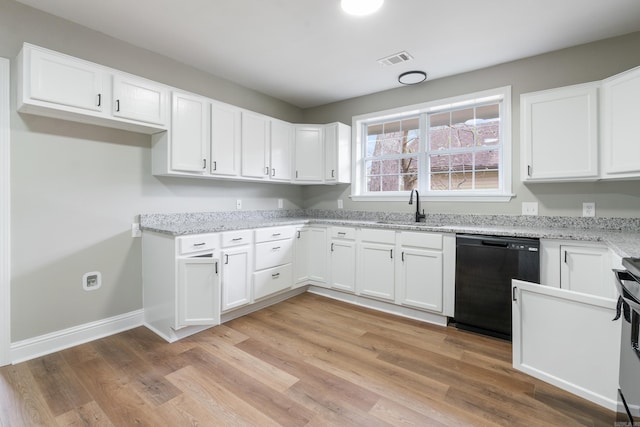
[231,237,243,241]
[272,272,280,278]
[272,246,281,250]
[193,242,206,247]
[272,233,281,237]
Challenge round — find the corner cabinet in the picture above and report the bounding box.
[601,65,640,179]
[521,82,599,182]
[17,43,168,134]
[293,125,325,183]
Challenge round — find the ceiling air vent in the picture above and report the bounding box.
[378,51,414,66]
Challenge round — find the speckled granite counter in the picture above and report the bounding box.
[140,209,640,258]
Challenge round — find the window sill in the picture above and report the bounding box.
[350,193,515,202]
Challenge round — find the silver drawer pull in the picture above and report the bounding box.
[272,273,280,278]
[231,237,243,241]
[272,246,281,250]
[338,232,346,236]
[193,242,206,247]
[272,233,281,236]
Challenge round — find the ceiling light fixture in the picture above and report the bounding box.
[398,70,427,85]
[341,0,384,16]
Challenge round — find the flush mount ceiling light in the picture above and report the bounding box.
[341,0,384,16]
[398,70,427,85]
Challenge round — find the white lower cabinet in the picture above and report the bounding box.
[177,257,220,327]
[512,279,620,410]
[254,264,293,300]
[293,225,328,287]
[396,232,444,312]
[329,227,357,293]
[221,230,254,311]
[358,229,396,302]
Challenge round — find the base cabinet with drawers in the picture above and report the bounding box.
[253,226,295,300]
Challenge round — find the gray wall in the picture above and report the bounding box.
[301,32,640,218]
[3,0,305,341]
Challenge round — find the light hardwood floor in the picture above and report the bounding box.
[0,292,615,426]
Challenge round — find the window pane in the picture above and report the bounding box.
[429,154,449,174]
[381,175,399,191]
[475,150,499,171]
[429,112,450,150]
[430,172,449,191]
[400,174,418,191]
[367,175,381,192]
[366,160,380,176]
[380,159,400,175]
[451,108,475,148]
[475,169,499,189]
[476,103,500,147]
[451,153,473,173]
[451,171,473,190]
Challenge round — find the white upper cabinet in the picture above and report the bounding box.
[324,122,351,184]
[18,43,168,134]
[26,46,105,113]
[601,66,640,178]
[521,82,599,182]
[170,91,208,174]
[294,125,324,183]
[112,74,168,126]
[270,119,293,181]
[241,111,270,179]
[210,101,241,177]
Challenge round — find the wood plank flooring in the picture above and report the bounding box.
[0,293,616,426]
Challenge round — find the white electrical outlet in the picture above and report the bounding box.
[583,202,596,217]
[277,199,283,209]
[337,199,343,209]
[522,202,539,216]
[236,199,242,210]
[131,223,142,238]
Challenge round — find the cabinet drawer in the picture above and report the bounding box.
[331,226,356,240]
[400,232,443,250]
[255,238,293,270]
[255,226,295,243]
[360,228,396,244]
[221,229,253,247]
[178,233,219,255]
[254,264,293,300]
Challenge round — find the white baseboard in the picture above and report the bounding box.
[10,309,144,364]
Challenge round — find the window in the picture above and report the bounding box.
[352,86,512,201]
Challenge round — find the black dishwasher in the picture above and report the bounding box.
[454,234,540,340]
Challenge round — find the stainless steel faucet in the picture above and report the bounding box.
[408,189,426,222]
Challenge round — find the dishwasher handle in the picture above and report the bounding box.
[481,239,509,247]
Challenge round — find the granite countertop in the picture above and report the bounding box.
[139,209,640,258]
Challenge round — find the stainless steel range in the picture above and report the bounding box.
[614,257,640,423]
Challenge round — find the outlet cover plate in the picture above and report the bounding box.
[583,202,596,217]
[522,202,539,216]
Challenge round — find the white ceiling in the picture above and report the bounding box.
[16,0,640,108]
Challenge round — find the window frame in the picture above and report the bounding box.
[351,86,513,202]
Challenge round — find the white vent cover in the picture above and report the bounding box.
[378,51,414,66]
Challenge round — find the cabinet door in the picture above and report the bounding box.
[294,126,324,182]
[398,247,443,312]
[512,280,619,409]
[28,47,104,113]
[221,246,252,311]
[308,227,328,285]
[270,120,293,181]
[602,66,640,177]
[210,102,241,176]
[170,91,208,173]
[112,74,168,126]
[241,111,270,179]
[177,258,220,328]
[324,122,351,183]
[293,227,310,286]
[330,239,356,292]
[358,242,395,301]
[521,83,598,181]
[560,245,615,299]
